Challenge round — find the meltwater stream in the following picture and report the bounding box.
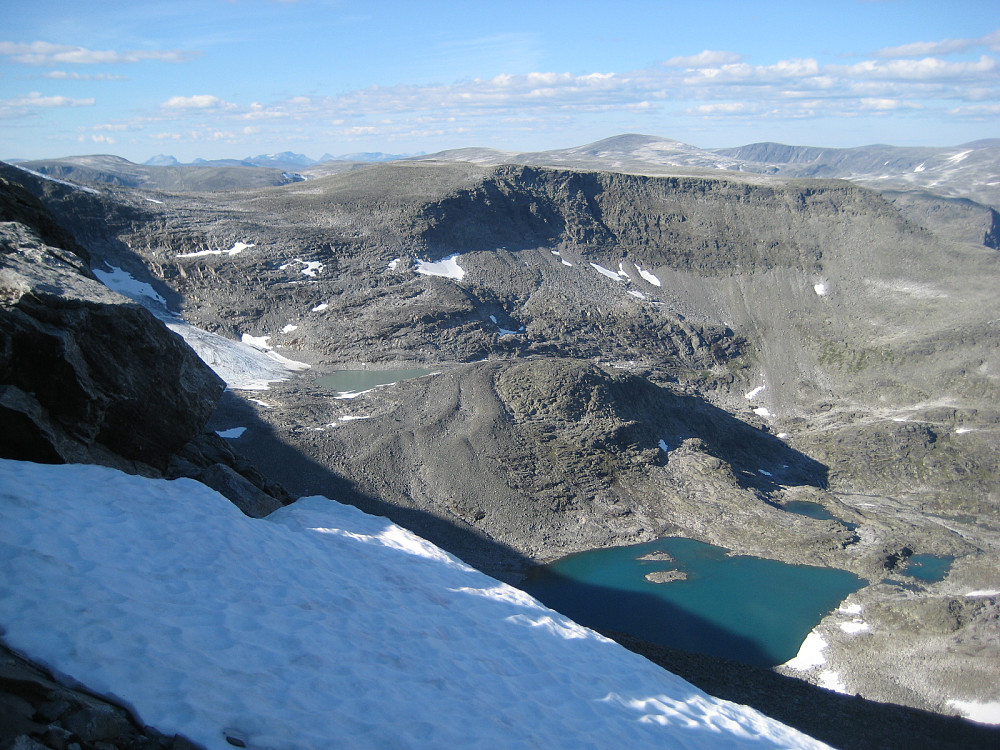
[522,537,863,668]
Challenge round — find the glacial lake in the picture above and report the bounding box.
[316,368,439,394]
[903,553,954,583]
[521,537,863,668]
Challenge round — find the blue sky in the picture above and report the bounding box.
[2,0,998,162]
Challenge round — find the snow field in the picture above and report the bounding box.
[0,459,830,750]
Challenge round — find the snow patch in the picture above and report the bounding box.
[658,440,670,452]
[913,162,926,173]
[947,150,972,163]
[311,303,328,312]
[814,282,828,297]
[744,385,766,400]
[92,265,167,307]
[280,258,324,278]
[416,254,465,280]
[966,589,1000,598]
[838,603,863,615]
[628,290,648,300]
[634,263,662,287]
[241,333,271,350]
[955,428,973,434]
[947,700,1000,725]
[783,632,828,670]
[13,164,99,194]
[177,242,254,258]
[281,324,298,334]
[215,427,247,439]
[758,469,772,477]
[839,621,869,634]
[387,258,401,270]
[143,197,164,204]
[818,671,848,694]
[754,407,771,418]
[590,262,627,282]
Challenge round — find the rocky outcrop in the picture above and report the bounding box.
[0,221,224,473]
[0,645,202,750]
[0,173,292,517]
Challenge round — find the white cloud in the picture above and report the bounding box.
[684,58,821,84]
[0,41,196,65]
[874,29,1000,57]
[42,70,128,81]
[162,95,236,110]
[691,102,756,114]
[0,91,95,118]
[664,50,743,67]
[831,55,997,80]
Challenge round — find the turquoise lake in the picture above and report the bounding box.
[521,537,864,668]
[316,368,438,393]
[903,553,954,583]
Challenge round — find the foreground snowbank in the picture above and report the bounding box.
[0,459,827,750]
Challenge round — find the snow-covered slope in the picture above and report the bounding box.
[0,459,828,750]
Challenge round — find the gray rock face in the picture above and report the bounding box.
[0,645,200,750]
[0,222,225,472]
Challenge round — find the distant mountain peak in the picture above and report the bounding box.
[144,154,179,167]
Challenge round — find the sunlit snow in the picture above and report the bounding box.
[814,282,828,296]
[634,263,662,287]
[311,303,329,312]
[590,262,627,282]
[177,242,254,258]
[415,253,465,280]
[13,164,100,194]
[839,621,869,634]
[745,385,766,400]
[0,459,830,750]
[92,265,167,306]
[783,632,828,671]
[280,258,324,277]
[167,322,309,390]
[947,700,1000,725]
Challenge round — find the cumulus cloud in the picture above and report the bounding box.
[0,41,196,65]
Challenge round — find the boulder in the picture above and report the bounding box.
[194,463,283,518]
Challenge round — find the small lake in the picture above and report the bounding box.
[781,500,840,522]
[316,368,438,394]
[902,553,954,583]
[521,537,863,668]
